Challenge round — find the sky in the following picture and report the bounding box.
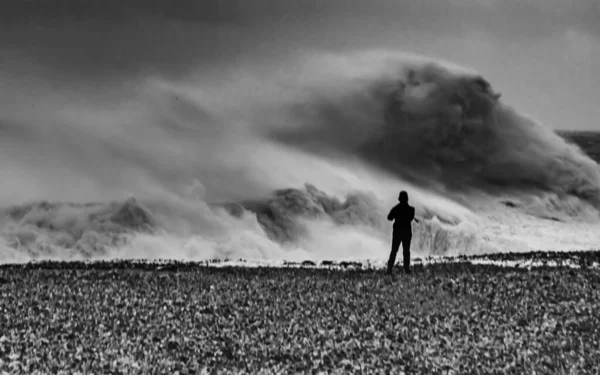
[1,0,599,131]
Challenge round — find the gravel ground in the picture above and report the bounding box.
[1,254,600,374]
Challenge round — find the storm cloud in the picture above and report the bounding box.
[1,0,599,129]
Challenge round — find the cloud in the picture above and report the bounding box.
[3,0,599,81]
[1,0,599,130]
[563,28,599,64]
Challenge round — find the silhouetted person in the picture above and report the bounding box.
[387,191,419,274]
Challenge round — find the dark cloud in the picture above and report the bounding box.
[3,0,598,80]
[1,0,599,128]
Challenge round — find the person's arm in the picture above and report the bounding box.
[387,206,396,221]
[410,207,419,223]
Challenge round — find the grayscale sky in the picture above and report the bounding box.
[2,0,599,130]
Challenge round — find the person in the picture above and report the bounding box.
[386,190,419,274]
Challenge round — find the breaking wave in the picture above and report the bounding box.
[1,50,600,263]
[269,52,600,206]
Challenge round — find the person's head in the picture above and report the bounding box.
[398,190,409,203]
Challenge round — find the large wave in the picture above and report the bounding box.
[267,52,600,207]
[1,50,599,263]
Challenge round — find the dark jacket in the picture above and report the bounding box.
[387,203,415,233]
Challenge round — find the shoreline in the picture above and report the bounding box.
[2,249,599,271]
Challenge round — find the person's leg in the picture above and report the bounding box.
[402,235,412,272]
[387,231,401,274]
